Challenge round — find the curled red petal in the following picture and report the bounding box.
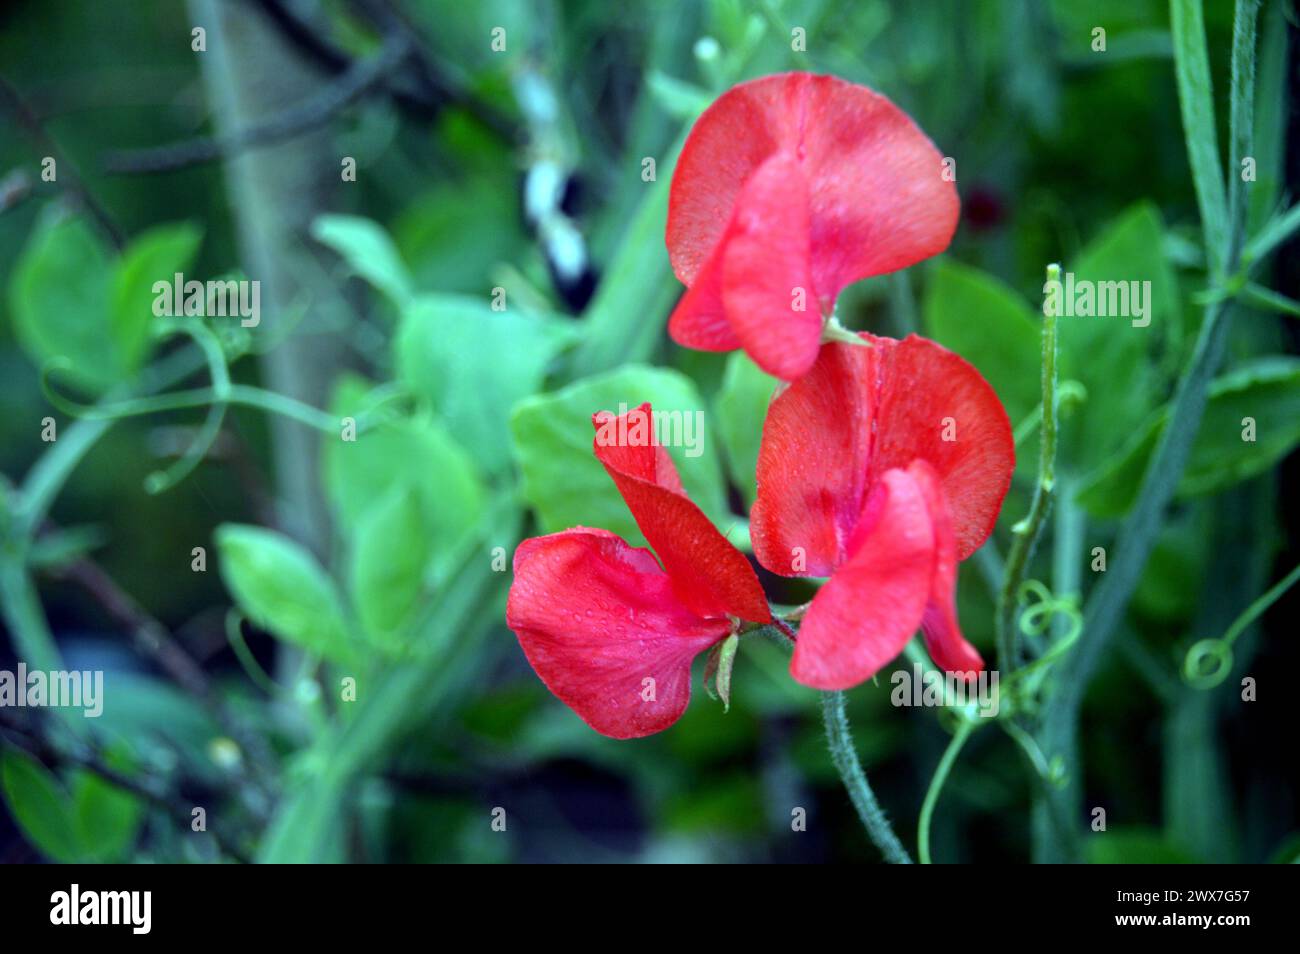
[790,467,935,690]
[868,334,1015,559]
[908,460,984,676]
[668,72,958,310]
[507,528,732,739]
[667,241,743,352]
[720,152,821,380]
[592,404,770,623]
[751,342,878,577]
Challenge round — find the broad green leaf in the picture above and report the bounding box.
[311,214,413,307]
[922,259,1041,424]
[1057,203,1177,474]
[713,351,777,505]
[511,365,730,547]
[1,749,80,862]
[396,294,576,474]
[348,485,432,646]
[1077,358,1300,516]
[111,221,202,371]
[215,524,354,664]
[9,212,115,393]
[72,767,144,862]
[324,375,485,578]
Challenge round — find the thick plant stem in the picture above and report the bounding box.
[996,263,1060,671]
[820,690,913,864]
[918,720,975,864]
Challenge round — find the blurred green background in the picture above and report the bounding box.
[0,0,1297,863]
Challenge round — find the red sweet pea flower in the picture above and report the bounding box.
[666,72,959,381]
[751,334,1014,690]
[507,403,770,739]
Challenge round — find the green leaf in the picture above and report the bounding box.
[713,351,778,506]
[511,365,730,547]
[9,212,115,393]
[1077,358,1300,516]
[324,375,485,579]
[1171,0,1229,271]
[72,766,144,862]
[1057,203,1178,474]
[111,221,202,371]
[214,524,354,664]
[348,485,432,646]
[396,294,576,474]
[311,214,414,307]
[921,259,1041,424]
[1,749,81,862]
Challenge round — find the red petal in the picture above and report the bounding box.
[790,468,935,689]
[909,461,984,675]
[720,153,821,380]
[751,343,878,577]
[592,404,770,623]
[507,528,732,739]
[667,241,743,352]
[869,335,1015,559]
[668,72,958,310]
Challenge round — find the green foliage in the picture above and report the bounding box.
[1085,827,1199,864]
[1077,357,1300,516]
[1,749,80,862]
[1056,203,1178,475]
[712,351,778,505]
[215,524,354,665]
[348,486,432,647]
[396,294,576,475]
[324,375,485,580]
[72,764,145,862]
[511,365,730,546]
[8,212,199,394]
[922,259,1041,425]
[312,214,414,308]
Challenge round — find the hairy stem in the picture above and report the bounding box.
[820,690,913,864]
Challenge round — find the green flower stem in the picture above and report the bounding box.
[918,719,975,864]
[996,262,1060,672]
[820,690,913,864]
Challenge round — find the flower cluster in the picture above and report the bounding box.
[507,72,1014,738]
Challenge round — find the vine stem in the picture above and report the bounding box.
[995,262,1060,671]
[820,690,913,864]
[918,719,975,864]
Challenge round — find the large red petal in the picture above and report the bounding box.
[592,404,770,623]
[789,468,934,690]
[507,528,732,739]
[751,343,878,577]
[869,335,1015,559]
[908,460,984,675]
[667,72,958,309]
[720,153,821,380]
